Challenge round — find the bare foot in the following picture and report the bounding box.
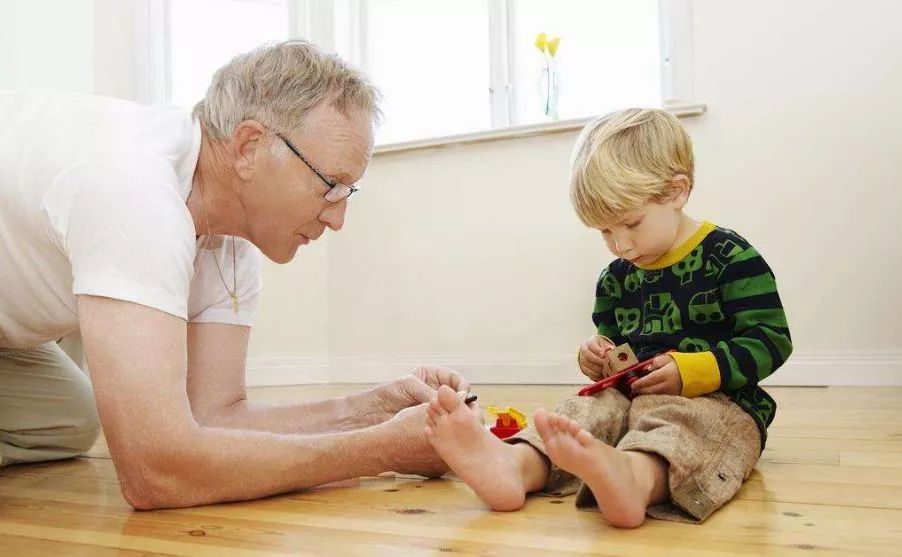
[534,408,661,528]
[424,385,535,511]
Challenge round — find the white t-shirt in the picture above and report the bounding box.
[0,91,262,349]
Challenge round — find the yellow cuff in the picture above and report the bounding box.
[670,351,721,398]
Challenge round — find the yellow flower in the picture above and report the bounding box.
[547,36,561,57]
[534,32,547,53]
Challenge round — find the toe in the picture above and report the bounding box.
[429,397,448,416]
[565,417,582,436]
[534,408,553,441]
[575,428,596,446]
[436,384,462,413]
[548,412,565,432]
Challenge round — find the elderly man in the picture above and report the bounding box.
[0,41,469,509]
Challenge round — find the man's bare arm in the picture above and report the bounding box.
[185,322,469,433]
[79,296,444,509]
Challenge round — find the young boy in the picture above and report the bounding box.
[424,108,792,527]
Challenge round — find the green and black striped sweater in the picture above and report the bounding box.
[592,222,792,448]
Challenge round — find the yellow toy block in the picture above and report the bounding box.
[485,405,527,428]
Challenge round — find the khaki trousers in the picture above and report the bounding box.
[0,342,100,466]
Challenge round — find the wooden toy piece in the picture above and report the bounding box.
[485,406,528,439]
[607,343,639,374]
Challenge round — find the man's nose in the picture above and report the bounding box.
[320,200,347,231]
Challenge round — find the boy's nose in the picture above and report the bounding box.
[612,234,632,255]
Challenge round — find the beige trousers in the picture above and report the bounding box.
[509,389,761,523]
[0,342,100,466]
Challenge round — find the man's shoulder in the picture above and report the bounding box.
[50,148,187,221]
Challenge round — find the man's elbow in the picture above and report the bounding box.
[121,481,168,511]
[112,440,208,510]
[116,454,190,509]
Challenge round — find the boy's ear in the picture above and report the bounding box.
[668,175,692,209]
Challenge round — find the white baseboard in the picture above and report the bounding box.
[246,351,902,387]
[759,351,902,386]
[245,357,332,387]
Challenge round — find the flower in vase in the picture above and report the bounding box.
[534,32,562,118]
[534,32,561,58]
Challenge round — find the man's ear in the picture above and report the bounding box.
[232,120,268,181]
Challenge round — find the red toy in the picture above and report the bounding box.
[485,406,527,439]
[578,350,673,398]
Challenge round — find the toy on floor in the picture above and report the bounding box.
[578,340,673,399]
[485,406,527,439]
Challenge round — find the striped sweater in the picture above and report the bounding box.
[592,221,793,447]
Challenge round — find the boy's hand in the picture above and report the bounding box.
[578,335,616,381]
[631,354,683,396]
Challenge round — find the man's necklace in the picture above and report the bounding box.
[197,175,239,313]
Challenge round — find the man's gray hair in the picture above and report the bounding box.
[193,40,381,139]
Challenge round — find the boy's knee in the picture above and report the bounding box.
[553,392,630,445]
[555,390,629,417]
[554,395,598,417]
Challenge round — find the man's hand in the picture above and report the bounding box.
[377,403,449,478]
[367,365,472,426]
[411,366,480,423]
[412,365,470,393]
[578,335,616,381]
[630,354,683,396]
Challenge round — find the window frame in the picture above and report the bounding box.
[136,0,703,153]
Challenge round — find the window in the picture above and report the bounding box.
[139,0,290,109]
[340,0,668,144]
[507,0,662,124]
[144,0,692,146]
[356,0,492,144]
[169,0,289,110]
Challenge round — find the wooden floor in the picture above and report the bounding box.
[2,385,902,556]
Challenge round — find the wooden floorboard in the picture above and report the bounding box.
[2,385,902,555]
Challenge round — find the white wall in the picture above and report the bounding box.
[247,0,902,386]
[92,0,139,100]
[3,0,900,385]
[686,0,902,353]
[0,0,136,97]
[0,0,94,91]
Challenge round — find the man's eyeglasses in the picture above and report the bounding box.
[275,133,358,203]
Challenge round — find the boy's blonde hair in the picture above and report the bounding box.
[569,108,694,227]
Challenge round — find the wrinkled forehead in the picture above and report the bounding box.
[295,105,375,183]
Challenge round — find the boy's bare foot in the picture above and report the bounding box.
[534,408,664,528]
[425,385,537,511]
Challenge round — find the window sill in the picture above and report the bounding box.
[374,101,707,156]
